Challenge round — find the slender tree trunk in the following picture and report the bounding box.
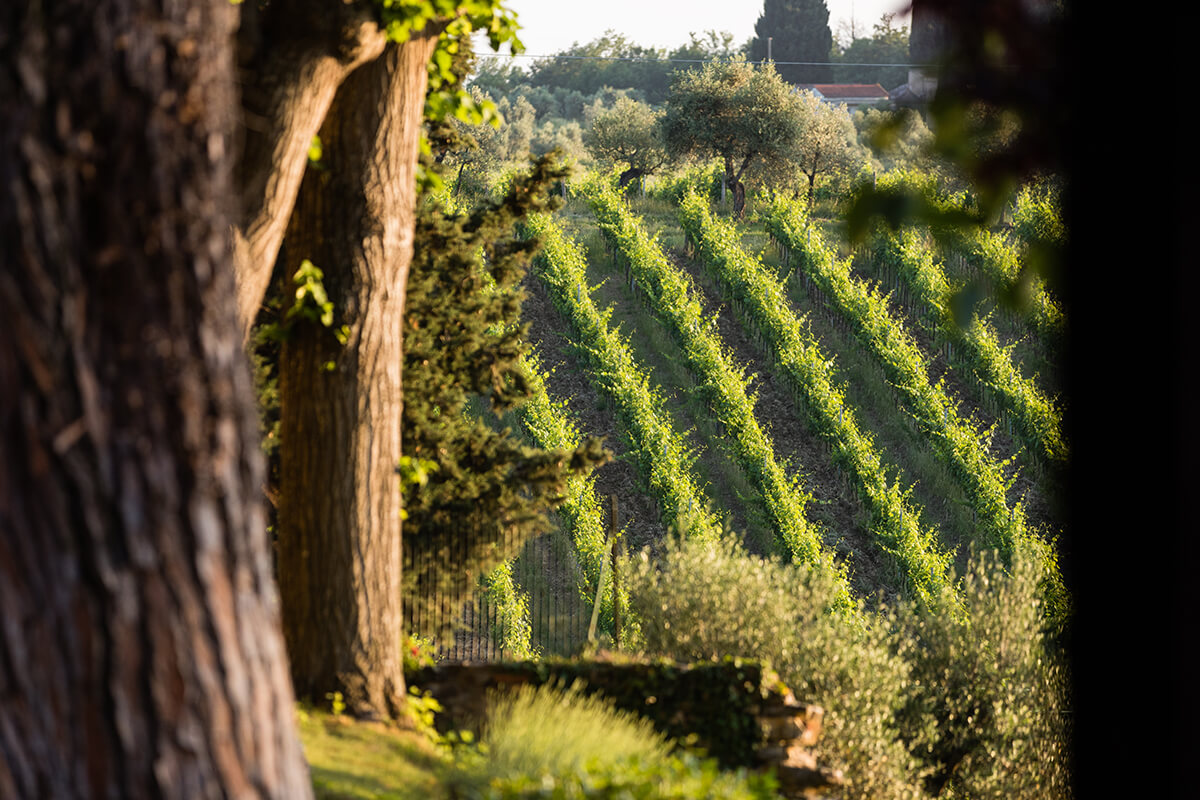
[232,1,389,341]
[276,36,437,719]
[731,153,754,219]
[0,1,311,797]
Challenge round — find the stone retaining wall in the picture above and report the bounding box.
[407,658,843,798]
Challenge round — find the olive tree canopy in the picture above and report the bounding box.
[662,57,805,217]
[584,97,671,189]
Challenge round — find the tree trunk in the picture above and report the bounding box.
[276,36,437,719]
[732,153,754,219]
[618,166,645,191]
[0,1,311,797]
[232,1,389,341]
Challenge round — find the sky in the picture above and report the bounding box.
[477,0,913,62]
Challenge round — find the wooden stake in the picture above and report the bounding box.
[611,494,621,650]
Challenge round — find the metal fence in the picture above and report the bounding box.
[404,498,622,662]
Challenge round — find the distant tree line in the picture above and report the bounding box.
[471,9,912,111]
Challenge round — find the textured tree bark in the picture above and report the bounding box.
[0,1,312,797]
[232,0,389,340]
[276,36,438,718]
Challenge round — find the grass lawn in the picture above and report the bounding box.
[297,706,448,800]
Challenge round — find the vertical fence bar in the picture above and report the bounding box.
[539,536,546,655]
[552,533,560,656]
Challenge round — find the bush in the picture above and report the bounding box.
[624,536,1072,800]
[446,680,776,799]
[480,752,778,799]
[653,160,725,206]
[895,548,1072,799]
[625,536,927,800]
[482,680,671,778]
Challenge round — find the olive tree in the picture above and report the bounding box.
[583,96,671,189]
[662,57,804,217]
[789,91,863,207]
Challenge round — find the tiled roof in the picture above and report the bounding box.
[806,84,890,99]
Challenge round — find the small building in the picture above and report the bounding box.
[889,67,937,111]
[799,83,891,112]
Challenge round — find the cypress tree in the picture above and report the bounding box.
[400,154,608,643]
[749,0,835,85]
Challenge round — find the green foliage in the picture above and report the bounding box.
[896,549,1072,799]
[402,155,608,645]
[582,177,843,592]
[480,562,538,659]
[326,691,347,718]
[408,659,770,768]
[377,0,522,54]
[486,681,672,776]
[653,160,726,206]
[1012,181,1065,249]
[288,259,334,328]
[396,2,518,192]
[752,90,863,207]
[748,0,835,84]
[852,170,1065,341]
[625,529,1072,800]
[516,352,624,638]
[626,536,926,800]
[468,58,530,98]
[764,191,1071,628]
[856,209,1067,468]
[440,86,597,199]
[662,56,805,215]
[522,31,673,103]
[681,191,957,610]
[583,97,671,183]
[474,752,779,799]
[525,211,725,544]
[307,135,323,165]
[405,686,445,739]
[446,680,778,799]
[249,339,281,464]
[504,30,740,108]
[854,108,943,177]
[403,633,439,673]
[844,1,1069,295]
[1010,180,1066,305]
[833,14,910,88]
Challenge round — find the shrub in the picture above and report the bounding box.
[482,679,672,778]
[653,160,725,206]
[895,548,1072,799]
[625,535,1073,799]
[446,679,776,799]
[480,752,778,799]
[625,536,928,800]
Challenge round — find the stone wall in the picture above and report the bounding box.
[407,657,844,798]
